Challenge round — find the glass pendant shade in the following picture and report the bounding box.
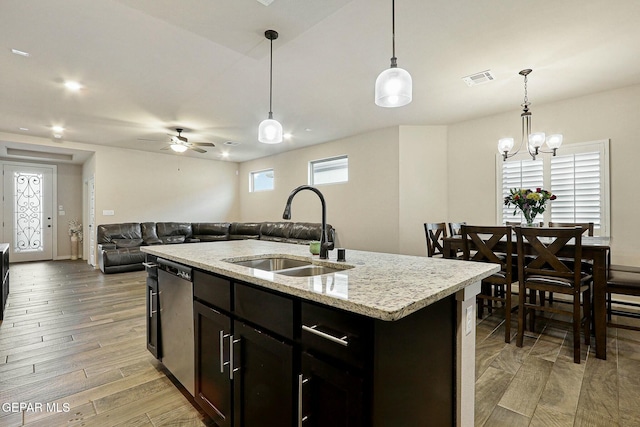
[528,132,546,149]
[546,134,563,149]
[258,114,283,144]
[170,143,188,153]
[497,137,515,153]
[375,66,412,107]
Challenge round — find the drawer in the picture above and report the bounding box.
[234,283,294,340]
[301,301,372,369]
[193,270,231,312]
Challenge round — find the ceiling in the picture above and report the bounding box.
[1,0,640,163]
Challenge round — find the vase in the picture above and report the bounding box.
[521,220,540,227]
[70,235,78,260]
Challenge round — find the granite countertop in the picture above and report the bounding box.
[141,240,499,321]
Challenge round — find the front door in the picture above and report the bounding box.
[2,163,55,262]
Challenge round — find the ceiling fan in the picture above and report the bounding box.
[166,128,215,153]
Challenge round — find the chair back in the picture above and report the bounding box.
[515,226,584,285]
[424,222,447,257]
[548,222,594,236]
[461,225,513,280]
[448,222,466,236]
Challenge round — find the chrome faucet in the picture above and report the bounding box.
[282,185,331,259]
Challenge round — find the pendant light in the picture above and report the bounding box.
[375,0,412,108]
[258,29,283,144]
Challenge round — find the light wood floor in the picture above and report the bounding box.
[1,260,639,426]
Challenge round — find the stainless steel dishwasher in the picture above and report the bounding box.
[157,258,195,396]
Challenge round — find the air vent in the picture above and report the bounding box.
[462,70,495,87]
[224,141,240,146]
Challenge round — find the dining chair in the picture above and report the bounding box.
[448,222,466,236]
[461,225,515,343]
[424,222,447,257]
[548,222,594,236]
[515,226,592,363]
[606,266,640,331]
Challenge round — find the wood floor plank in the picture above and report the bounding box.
[497,355,554,417]
[575,356,619,426]
[474,366,514,427]
[483,405,531,427]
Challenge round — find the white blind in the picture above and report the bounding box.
[501,158,544,223]
[550,151,601,228]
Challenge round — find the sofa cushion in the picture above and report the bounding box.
[161,235,186,244]
[157,222,193,238]
[113,238,144,249]
[141,222,162,245]
[97,223,142,244]
[229,222,261,240]
[192,223,230,241]
[102,248,145,267]
[260,222,292,240]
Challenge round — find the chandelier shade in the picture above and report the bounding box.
[258,29,283,144]
[499,69,562,161]
[375,0,412,108]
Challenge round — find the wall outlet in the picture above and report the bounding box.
[59,211,65,216]
[465,305,474,336]
[103,210,115,216]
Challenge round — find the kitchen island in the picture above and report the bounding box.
[142,240,498,427]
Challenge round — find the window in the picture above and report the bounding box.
[250,169,274,192]
[497,140,610,235]
[309,155,348,185]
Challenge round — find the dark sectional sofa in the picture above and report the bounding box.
[97,221,335,274]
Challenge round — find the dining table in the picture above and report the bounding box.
[443,233,612,360]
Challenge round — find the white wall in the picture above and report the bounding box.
[447,84,640,266]
[398,126,448,256]
[239,127,401,253]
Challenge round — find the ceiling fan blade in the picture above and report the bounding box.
[161,145,171,150]
[190,147,207,153]
[191,142,216,147]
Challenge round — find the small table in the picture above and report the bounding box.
[444,234,611,360]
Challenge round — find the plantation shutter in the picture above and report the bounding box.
[501,158,544,223]
[550,151,602,229]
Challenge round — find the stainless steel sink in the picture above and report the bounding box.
[226,256,353,277]
[275,265,350,277]
[229,257,311,271]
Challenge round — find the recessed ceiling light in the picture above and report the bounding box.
[19,127,29,131]
[11,48,30,57]
[53,134,63,139]
[283,133,293,139]
[255,0,275,6]
[52,126,65,133]
[64,81,83,91]
[221,151,230,158]
[305,128,312,132]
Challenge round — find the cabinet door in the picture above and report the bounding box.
[146,277,160,358]
[194,301,232,427]
[233,321,294,427]
[300,352,365,427]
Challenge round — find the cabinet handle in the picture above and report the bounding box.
[220,331,231,374]
[148,290,157,318]
[298,374,310,427]
[302,324,349,347]
[142,262,158,268]
[229,335,241,380]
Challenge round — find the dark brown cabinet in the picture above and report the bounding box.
[194,301,232,426]
[144,254,160,358]
[232,321,294,427]
[300,352,365,427]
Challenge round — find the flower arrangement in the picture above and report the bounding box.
[504,188,556,226]
[68,218,83,241]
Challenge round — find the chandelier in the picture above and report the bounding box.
[498,69,562,161]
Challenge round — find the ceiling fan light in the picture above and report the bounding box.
[258,117,283,144]
[170,143,188,153]
[375,66,412,107]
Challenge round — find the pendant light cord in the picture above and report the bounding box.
[390,0,398,67]
[269,36,273,115]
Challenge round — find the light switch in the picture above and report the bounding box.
[58,205,64,210]
[103,210,115,216]
[59,211,66,216]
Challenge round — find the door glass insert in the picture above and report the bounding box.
[13,171,44,253]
